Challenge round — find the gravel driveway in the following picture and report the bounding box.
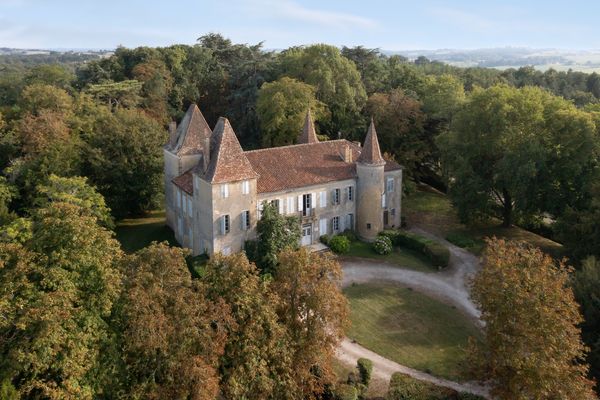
[336,229,491,398]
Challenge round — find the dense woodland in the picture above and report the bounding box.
[1,34,600,398]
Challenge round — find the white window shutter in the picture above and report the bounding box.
[241,213,245,230]
[311,193,316,209]
[298,195,303,210]
[278,199,283,214]
[340,214,345,231]
[320,218,328,235]
[320,191,327,208]
[287,197,294,214]
[220,216,225,235]
[382,193,386,208]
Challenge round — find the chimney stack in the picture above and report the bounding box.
[203,137,211,172]
[168,121,177,145]
[343,144,353,163]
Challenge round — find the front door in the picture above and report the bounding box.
[383,210,389,227]
[301,224,312,246]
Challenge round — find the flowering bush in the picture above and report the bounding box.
[373,236,393,255]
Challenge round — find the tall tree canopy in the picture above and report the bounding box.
[469,238,596,399]
[439,84,598,226]
[278,44,367,138]
[257,77,327,147]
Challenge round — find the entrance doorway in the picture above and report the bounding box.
[301,223,312,246]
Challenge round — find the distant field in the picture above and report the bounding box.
[115,210,177,253]
[345,283,480,381]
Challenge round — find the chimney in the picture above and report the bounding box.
[168,121,177,145]
[203,136,211,172]
[343,144,353,163]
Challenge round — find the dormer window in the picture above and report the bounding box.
[242,180,250,195]
[221,184,229,198]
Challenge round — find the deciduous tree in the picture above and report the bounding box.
[469,238,596,399]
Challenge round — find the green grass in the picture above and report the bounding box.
[344,283,481,381]
[403,187,564,258]
[115,210,177,253]
[344,240,437,273]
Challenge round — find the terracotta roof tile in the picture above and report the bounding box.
[198,117,258,184]
[245,139,401,194]
[299,109,319,144]
[167,104,212,156]
[172,170,193,195]
[357,118,385,165]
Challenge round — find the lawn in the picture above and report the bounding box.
[344,283,481,381]
[403,186,564,258]
[344,240,437,273]
[115,210,177,253]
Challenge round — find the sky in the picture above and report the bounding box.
[0,0,598,50]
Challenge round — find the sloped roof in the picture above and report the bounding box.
[168,104,212,156]
[172,169,193,195]
[357,119,385,166]
[197,117,258,184]
[298,109,319,144]
[244,139,401,194]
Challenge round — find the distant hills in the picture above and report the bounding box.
[386,47,600,73]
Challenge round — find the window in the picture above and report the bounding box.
[287,197,295,214]
[386,177,394,193]
[346,213,354,230]
[241,210,250,230]
[302,194,312,216]
[347,186,354,201]
[332,216,340,232]
[221,184,229,198]
[319,218,328,235]
[221,215,230,235]
[367,223,372,230]
[382,193,387,208]
[332,188,341,205]
[319,191,327,208]
[242,180,250,195]
[271,199,281,213]
[222,246,231,256]
[391,208,396,216]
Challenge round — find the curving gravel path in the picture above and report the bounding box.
[336,229,491,398]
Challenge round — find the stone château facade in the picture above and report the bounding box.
[164,104,403,256]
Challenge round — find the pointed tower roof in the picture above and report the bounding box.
[199,117,258,183]
[169,104,212,156]
[357,118,385,166]
[298,109,319,144]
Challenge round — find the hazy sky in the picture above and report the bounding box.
[1,0,598,50]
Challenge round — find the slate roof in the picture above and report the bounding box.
[197,117,259,184]
[357,118,385,166]
[167,104,212,156]
[298,109,319,144]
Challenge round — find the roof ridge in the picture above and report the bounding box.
[244,139,350,154]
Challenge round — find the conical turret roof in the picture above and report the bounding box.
[169,103,212,155]
[357,118,385,166]
[298,108,319,144]
[200,117,258,183]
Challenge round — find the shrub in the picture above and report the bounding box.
[386,372,464,400]
[340,229,359,242]
[373,236,392,255]
[395,231,450,268]
[357,358,373,386]
[379,229,401,244]
[334,383,358,400]
[320,234,331,245]
[329,235,350,254]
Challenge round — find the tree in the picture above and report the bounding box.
[119,243,230,399]
[439,85,598,226]
[18,83,73,117]
[24,64,75,89]
[341,46,389,94]
[257,77,327,147]
[34,174,114,229]
[254,201,301,274]
[85,80,142,110]
[202,252,296,399]
[0,201,122,399]
[279,44,367,137]
[17,110,72,155]
[272,248,349,398]
[0,176,16,225]
[366,89,426,177]
[469,238,596,399]
[83,108,166,217]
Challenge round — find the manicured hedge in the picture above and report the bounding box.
[329,235,350,254]
[387,372,485,400]
[379,230,450,268]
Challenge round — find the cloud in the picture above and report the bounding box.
[427,6,495,31]
[247,0,378,30]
